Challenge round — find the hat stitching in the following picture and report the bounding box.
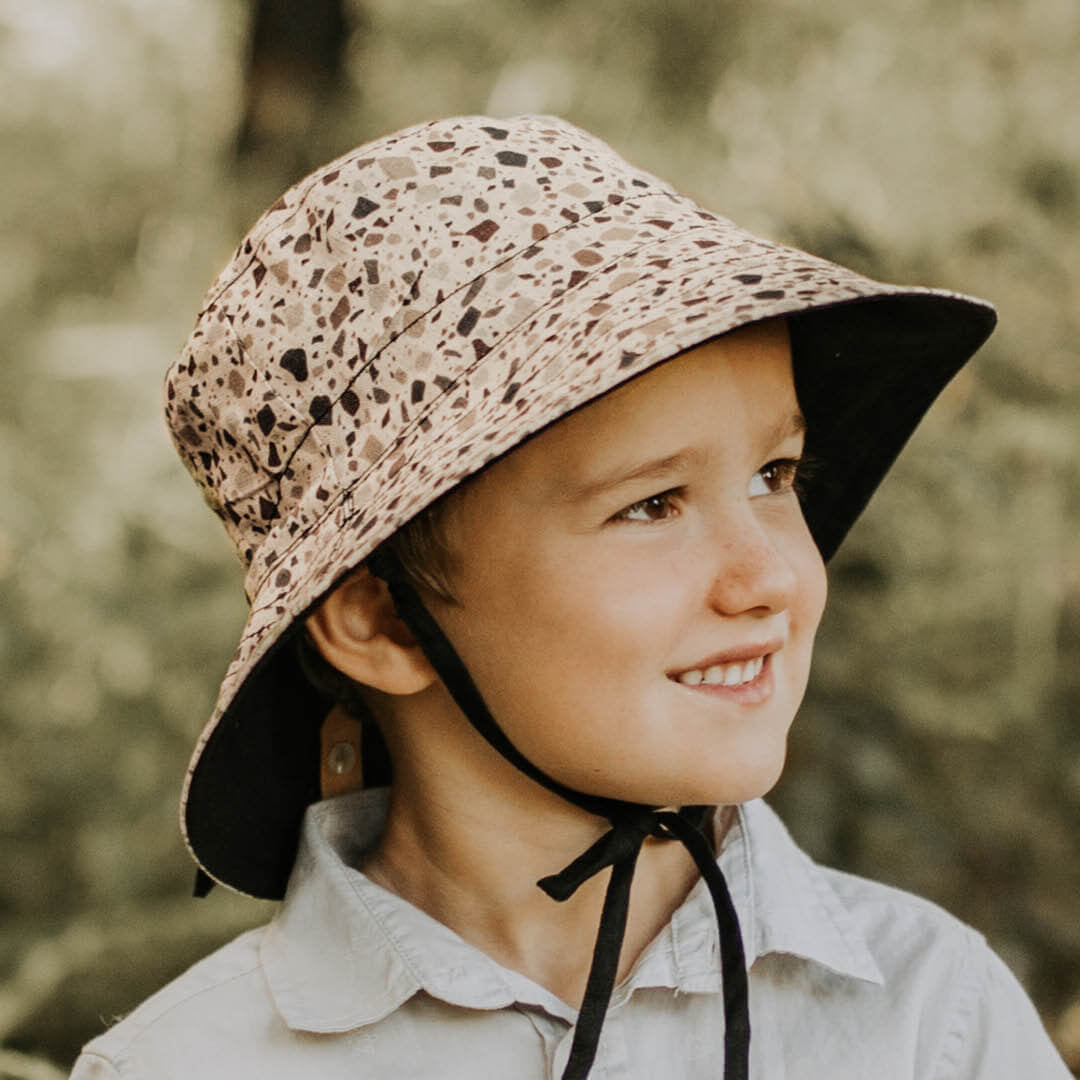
[238,215,767,602]
[186,112,680,340]
[219,319,338,508]
[236,252,913,619]
[169,175,710,547]
[241,256,896,608]
[212,187,672,519]
[229,202,714,583]
[200,190,317,316]
[195,129,400,316]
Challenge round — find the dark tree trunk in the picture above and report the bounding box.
[235,0,355,168]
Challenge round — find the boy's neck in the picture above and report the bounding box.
[356,769,729,1009]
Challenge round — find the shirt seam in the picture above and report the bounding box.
[72,1050,122,1078]
[929,925,982,1080]
[102,958,263,1061]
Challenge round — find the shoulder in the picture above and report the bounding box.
[740,803,1069,1077]
[745,799,994,983]
[821,861,983,968]
[840,869,1068,1075]
[70,926,284,1080]
[804,863,1069,1075]
[742,799,987,984]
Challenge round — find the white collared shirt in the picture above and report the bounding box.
[70,792,1069,1078]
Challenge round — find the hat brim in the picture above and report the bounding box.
[792,291,995,562]
[182,222,995,899]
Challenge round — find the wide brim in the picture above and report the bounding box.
[181,224,995,899]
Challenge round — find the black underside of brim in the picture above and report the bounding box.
[186,288,995,901]
[184,634,327,898]
[791,292,995,561]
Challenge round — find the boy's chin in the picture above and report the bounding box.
[591,757,789,812]
[673,774,785,810]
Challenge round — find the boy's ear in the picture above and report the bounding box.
[305,567,436,695]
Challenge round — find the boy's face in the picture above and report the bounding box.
[430,318,826,807]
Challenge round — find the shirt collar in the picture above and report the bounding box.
[722,799,884,985]
[261,791,882,1033]
[631,800,883,998]
[262,789,534,1033]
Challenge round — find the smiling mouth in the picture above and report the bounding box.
[673,656,766,688]
[668,640,784,690]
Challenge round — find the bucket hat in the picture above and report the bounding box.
[167,114,994,1079]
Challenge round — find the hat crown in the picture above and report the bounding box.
[164,115,679,584]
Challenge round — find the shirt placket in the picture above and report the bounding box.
[550,1003,631,1079]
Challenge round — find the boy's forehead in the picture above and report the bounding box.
[466,319,798,497]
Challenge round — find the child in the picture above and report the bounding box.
[71,115,1070,1078]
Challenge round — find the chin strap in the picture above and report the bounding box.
[367,547,750,1080]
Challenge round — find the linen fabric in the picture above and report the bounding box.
[70,793,1070,1080]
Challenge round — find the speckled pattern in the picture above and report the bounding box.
[168,115,994,894]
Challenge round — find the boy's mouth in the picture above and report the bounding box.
[668,642,782,689]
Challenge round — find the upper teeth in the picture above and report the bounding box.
[677,656,764,687]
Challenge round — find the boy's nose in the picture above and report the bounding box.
[704,514,800,618]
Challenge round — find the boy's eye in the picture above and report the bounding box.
[749,458,802,497]
[612,491,681,523]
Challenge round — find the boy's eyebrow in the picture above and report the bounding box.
[775,409,807,444]
[561,448,705,504]
[562,409,807,503]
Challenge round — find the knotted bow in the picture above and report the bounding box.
[368,547,750,1080]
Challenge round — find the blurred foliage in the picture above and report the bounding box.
[1,0,1077,1071]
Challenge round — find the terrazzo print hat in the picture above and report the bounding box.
[168,114,994,1080]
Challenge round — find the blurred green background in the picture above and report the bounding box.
[1,0,1078,1074]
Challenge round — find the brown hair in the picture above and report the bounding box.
[380,489,462,605]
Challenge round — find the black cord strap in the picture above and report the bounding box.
[535,808,748,1080]
[659,812,751,1071]
[548,827,644,1080]
[367,547,630,823]
[367,547,750,1080]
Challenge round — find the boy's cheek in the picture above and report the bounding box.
[781,512,828,629]
[801,544,829,629]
